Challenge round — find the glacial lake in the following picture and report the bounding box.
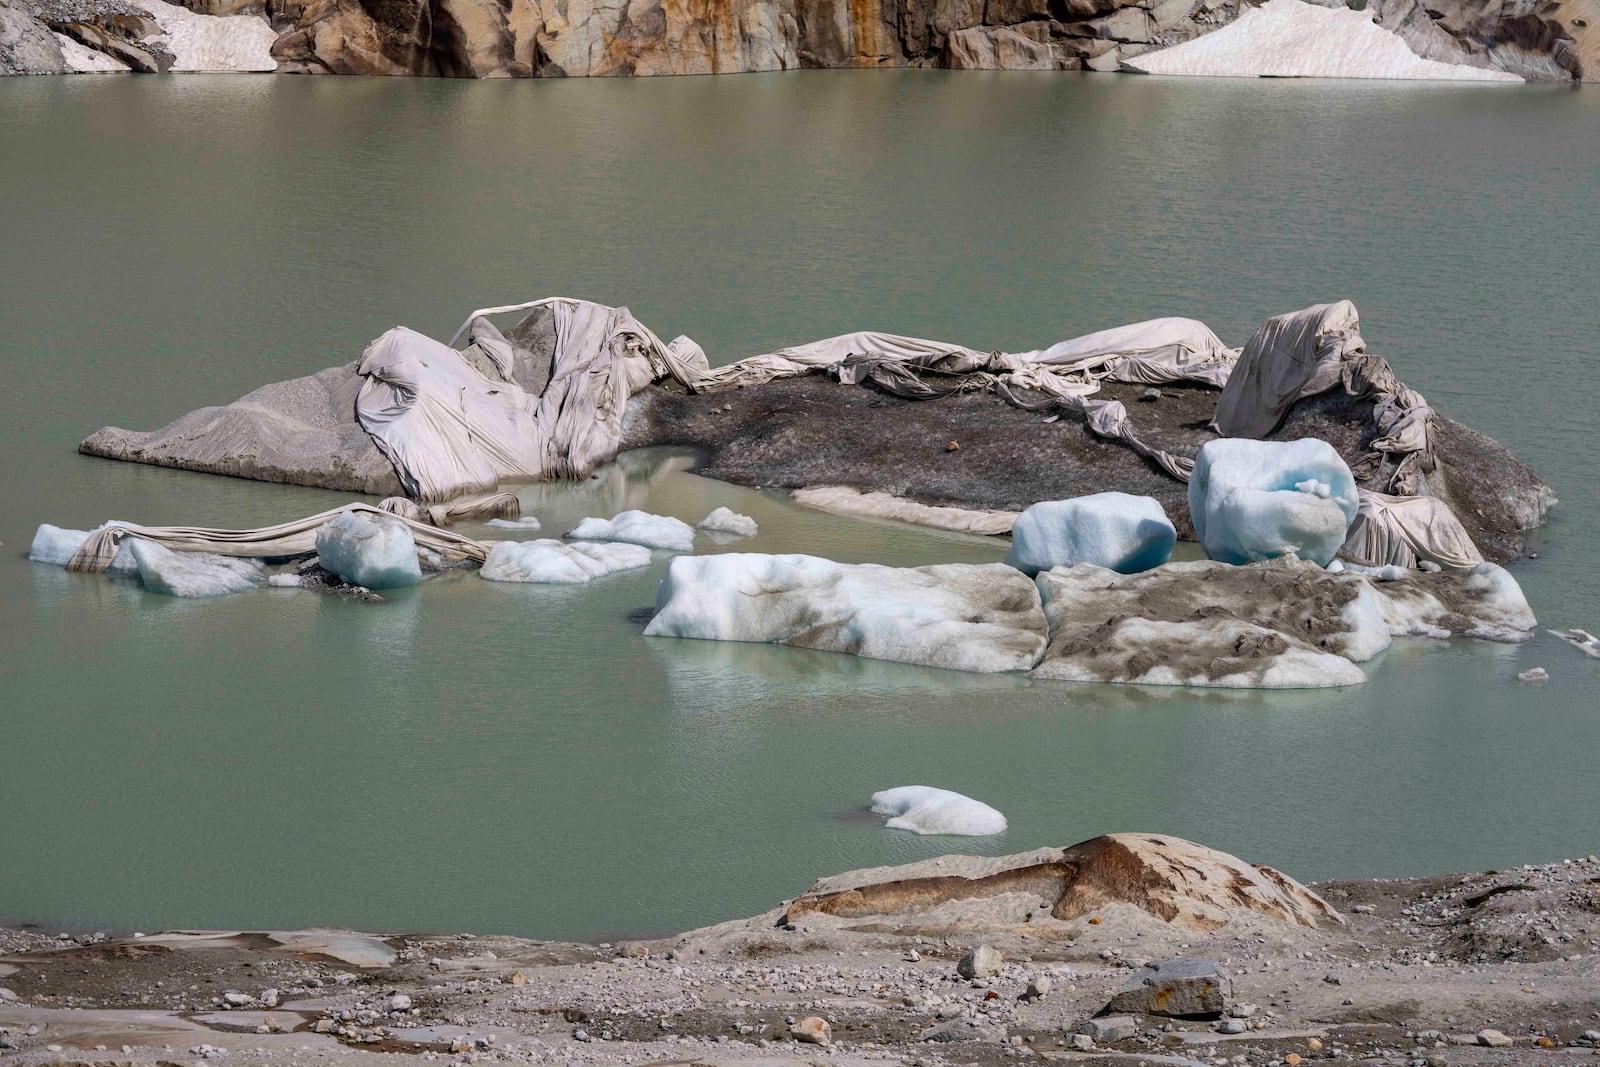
[1,71,1598,941]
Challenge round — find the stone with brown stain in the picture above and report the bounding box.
[784,832,1342,931]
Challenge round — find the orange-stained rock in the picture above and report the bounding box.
[784,832,1342,931]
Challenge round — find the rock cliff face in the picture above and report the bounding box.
[3,0,1595,78]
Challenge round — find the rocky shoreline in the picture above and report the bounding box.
[4,835,1599,1066]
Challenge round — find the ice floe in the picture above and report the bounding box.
[1189,438,1359,566]
[1004,493,1175,576]
[314,510,421,589]
[870,786,1008,836]
[1126,0,1522,81]
[481,539,652,583]
[29,522,139,576]
[567,510,696,552]
[141,0,278,72]
[485,516,543,531]
[129,539,264,598]
[643,553,1048,673]
[696,507,758,538]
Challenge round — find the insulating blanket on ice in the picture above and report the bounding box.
[1210,301,1439,496]
[63,503,492,574]
[358,299,1240,501]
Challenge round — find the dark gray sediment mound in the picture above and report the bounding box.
[622,374,1553,563]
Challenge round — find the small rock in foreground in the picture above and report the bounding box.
[1106,958,1229,1018]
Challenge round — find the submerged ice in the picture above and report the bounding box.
[129,539,265,598]
[870,786,1007,836]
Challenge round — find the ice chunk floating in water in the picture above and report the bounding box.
[644,553,1047,673]
[1004,493,1174,576]
[871,786,1007,836]
[1189,438,1358,566]
[485,516,542,531]
[29,522,139,576]
[567,510,695,552]
[696,507,758,538]
[1126,0,1522,81]
[129,539,264,598]
[315,510,421,589]
[481,539,652,583]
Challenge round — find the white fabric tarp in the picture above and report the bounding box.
[352,299,1242,503]
[1342,490,1484,569]
[64,503,492,574]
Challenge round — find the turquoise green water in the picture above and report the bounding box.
[1,72,1597,940]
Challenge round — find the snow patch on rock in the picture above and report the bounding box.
[54,32,130,70]
[1127,0,1521,81]
[128,539,264,597]
[643,553,1048,674]
[871,786,1007,836]
[141,0,278,72]
[481,539,652,583]
[314,510,421,589]
[567,510,695,551]
[1004,493,1175,576]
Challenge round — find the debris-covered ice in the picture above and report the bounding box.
[870,786,1007,836]
[1004,492,1175,576]
[643,553,1047,673]
[481,539,652,583]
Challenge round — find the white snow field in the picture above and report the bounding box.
[29,522,139,576]
[1004,493,1176,576]
[643,553,1048,673]
[141,0,278,72]
[1126,0,1521,81]
[128,539,264,597]
[696,507,758,537]
[870,786,1008,836]
[566,510,696,552]
[480,539,652,583]
[54,32,130,71]
[314,510,422,589]
[1189,438,1360,566]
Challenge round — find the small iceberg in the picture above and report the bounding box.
[1188,438,1359,566]
[486,516,543,531]
[566,510,696,552]
[1004,493,1175,576]
[481,539,652,583]
[29,522,140,576]
[129,539,264,598]
[315,510,421,589]
[870,786,1007,836]
[696,507,758,538]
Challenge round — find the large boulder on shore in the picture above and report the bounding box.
[783,832,1343,931]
